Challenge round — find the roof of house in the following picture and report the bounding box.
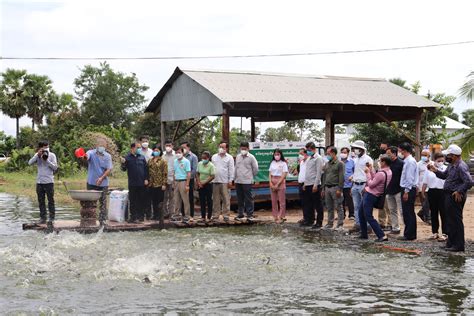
[434,116,471,130]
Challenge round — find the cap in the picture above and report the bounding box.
[442,144,462,156]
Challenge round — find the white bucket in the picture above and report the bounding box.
[108,190,128,222]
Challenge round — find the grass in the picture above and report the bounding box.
[0,168,128,207]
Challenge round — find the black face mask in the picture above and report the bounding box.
[446,156,453,163]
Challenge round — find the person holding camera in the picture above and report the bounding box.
[28,141,58,224]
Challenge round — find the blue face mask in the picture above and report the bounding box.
[136,148,142,155]
[152,151,160,157]
[97,146,105,154]
[326,155,333,161]
[202,159,209,164]
[306,150,314,156]
[421,156,428,162]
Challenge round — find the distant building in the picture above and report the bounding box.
[433,116,470,141]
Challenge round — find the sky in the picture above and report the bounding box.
[1,0,473,136]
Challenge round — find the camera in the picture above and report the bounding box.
[41,149,49,160]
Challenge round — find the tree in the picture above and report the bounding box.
[461,109,474,128]
[0,131,16,155]
[260,125,299,142]
[74,62,149,128]
[459,71,474,102]
[0,69,28,148]
[23,74,57,130]
[286,119,324,141]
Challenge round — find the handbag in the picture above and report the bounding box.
[373,170,388,209]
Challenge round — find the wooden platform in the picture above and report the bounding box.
[22,218,269,234]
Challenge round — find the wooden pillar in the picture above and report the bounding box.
[160,120,166,148]
[250,117,256,142]
[222,108,230,144]
[415,111,422,160]
[325,112,333,147]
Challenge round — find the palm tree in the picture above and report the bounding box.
[0,69,28,149]
[24,74,56,130]
[458,71,474,160]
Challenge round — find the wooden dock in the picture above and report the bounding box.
[22,218,269,234]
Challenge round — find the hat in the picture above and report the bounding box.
[442,144,462,156]
[350,140,367,151]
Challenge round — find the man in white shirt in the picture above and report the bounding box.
[163,140,176,218]
[211,141,235,221]
[234,141,259,220]
[297,148,307,223]
[139,135,153,220]
[302,142,324,228]
[417,149,431,224]
[422,152,447,241]
[139,135,154,162]
[349,140,373,232]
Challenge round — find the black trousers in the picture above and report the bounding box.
[36,183,55,221]
[302,185,324,225]
[343,187,354,218]
[199,183,213,219]
[150,187,165,220]
[401,188,417,240]
[87,184,108,224]
[181,178,195,217]
[236,183,254,217]
[143,187,152,220]
[129,186,145,221]
[444,191,466,251]
[428,189,447,235]
[298,183,304,211]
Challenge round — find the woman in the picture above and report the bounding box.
[359,155,392,242]
[269,149,288,223]
[147,145,168,221]
[422,152,448,241]
[196,151,215,221]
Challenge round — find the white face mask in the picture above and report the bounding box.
[218,148,225,154]
[176,153,183,159]
[353,149,361,156]
[340,153,348,159]
[165,146,172,153]
[350,152,356,158]
[183,148,188,155]
[398,152,404,159]
[435,161,444,168]
[298,154,305,160]
[240,149,248,156]
[142,142,149,149]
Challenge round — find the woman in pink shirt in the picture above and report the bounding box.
[359,155,393,242]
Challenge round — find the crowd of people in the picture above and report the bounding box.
[29,135,472,252]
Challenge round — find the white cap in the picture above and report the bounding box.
[350,140,367,151]
[442,144,462,156]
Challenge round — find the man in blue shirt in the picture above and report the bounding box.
[121,143,149,223]
[340,147,355,220]
[398,142,419,241]
[172,147,192,222]
[430,144,473,252]
[82,138,113,226]
[180,141,198,218]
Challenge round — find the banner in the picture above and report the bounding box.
[249,142,306,182]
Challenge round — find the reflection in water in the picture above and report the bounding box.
[0,192,473,314]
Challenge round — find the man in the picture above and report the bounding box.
[340,147,355,220]
[417,149,431,224]
[234,141,259,220]
[429,144,472,252]
[398,142,418,241]
[28,141,58,224]
[211,141,235,221]
[322,146,344,229]
[377,143,391,229]
[302,141,324,228]
[350,140,373,232]
[139,135,153,161]
[82,138,113,226]
[172,147,192,222]
[385,146,404,234]
[162,140,175,218]
[121,143,149,223]
[181,141,198,218]
[379,142,389,157]
[297,148,308,223]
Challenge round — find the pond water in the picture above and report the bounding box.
[0,192,473,314]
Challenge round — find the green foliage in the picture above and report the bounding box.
[459,71,474,102]
[462,109,474,128]
[74,62,149,128]
[458,128,474,160]
[5,147,35,172]
[23,74,57,129]
[17,127,42,149]
[0,131,16,155]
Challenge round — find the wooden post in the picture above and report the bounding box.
[415,111,422,160]
[250,117,256,142]
[325,112,333,147]
[159,119,166,230]
[222,108,230,144]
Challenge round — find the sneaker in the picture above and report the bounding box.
[38,218,47,225]
[375,236,388,242]
[382,225,392,232]
[349,226,361,233]
[428,233,439,240]
[417,210,426,222]
[438,234,448,242]
[234,215,245,221]
[312,224,322,230]
[280,218,287,223]
[388,230,401,235]
[348,216,355,220]
[182,217,190,223]
[247,215,255,221]
[323,224,334,230]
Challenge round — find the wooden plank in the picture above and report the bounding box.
[222,107,230,143]
[250,117,256,141]
[325,112,333,146]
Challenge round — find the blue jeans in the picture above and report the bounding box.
[359,192,385,239]
[351,184,365,226]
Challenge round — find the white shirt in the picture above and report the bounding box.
[417,160,429,190]
[211,153,235,183]
[298,159,307,183]
[352,154,373,183]
[423,164,446,189]
[269,160,288,177]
